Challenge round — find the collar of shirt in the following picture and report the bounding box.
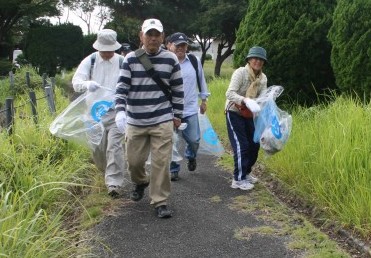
[96,53,115,64]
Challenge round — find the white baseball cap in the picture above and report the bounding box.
[141,18,163,34]
[93,29,122,51]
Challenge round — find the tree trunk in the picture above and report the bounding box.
[214,42,234,77]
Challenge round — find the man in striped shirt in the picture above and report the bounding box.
[115,18,184,218]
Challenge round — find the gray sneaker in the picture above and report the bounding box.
[246,174,258,184]
[231,179,254,190]
[155,205,173,218]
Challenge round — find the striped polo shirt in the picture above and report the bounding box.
[115,48,184,127]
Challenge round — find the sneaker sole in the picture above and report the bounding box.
[231,185,254,191]
[158,212,172,218]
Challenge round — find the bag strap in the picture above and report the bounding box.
[90,53,124,78]
[90,52,96,80]
[187,53,201,92]
[135,49,172,102]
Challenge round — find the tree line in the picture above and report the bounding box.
[0,0,369,105]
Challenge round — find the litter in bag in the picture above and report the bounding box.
[253,86,292,155]
[49,87,114,149]
[198,113,225,157]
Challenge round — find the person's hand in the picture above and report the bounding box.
[173,117,182,129]
[115,111,127,134]
[84,81,100,92]
[199,101,207,114]
[243,98,261,113]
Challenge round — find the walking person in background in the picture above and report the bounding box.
[72,29,126,198]
[167,32,210,181]
[225,46,268,190]
[115,18,184,218]
[120,43,132,57]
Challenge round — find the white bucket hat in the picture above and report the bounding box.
[93,29,122,51]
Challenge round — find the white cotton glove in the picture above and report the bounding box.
[243,98,261,113]
[115,111,127,134]
[178,123,188,131]
[84,81,100,92]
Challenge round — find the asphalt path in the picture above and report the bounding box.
[90,151,301,258]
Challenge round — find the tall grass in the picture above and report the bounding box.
[206,71,371,239]
[0,87,95,257]
[202,60,235,82]
[263,96,371,238]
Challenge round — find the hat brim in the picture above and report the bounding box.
[93,41,122,51]
[143,26,163,34]
[246,54,267,62]
[173,40,188,46]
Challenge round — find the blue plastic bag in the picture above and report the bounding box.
[253,86,292,155]
[198,113,225,157]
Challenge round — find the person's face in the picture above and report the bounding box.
[248,57,265,73]
[99,51,115,60]
[169,42,188,60]
[140,29,164,54]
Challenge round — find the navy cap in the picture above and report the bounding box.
[121,43,131,52]
[169,32,189,45]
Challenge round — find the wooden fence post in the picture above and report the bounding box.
[45,86,56,114]
[42,73,47,88]
[5,97,14,135]
[50,77,56,87]
[29,91,38,125]
[26,72,31,88]
[9,71,14,90]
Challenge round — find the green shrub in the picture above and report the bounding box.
[11,65,43,95]
[0,59,13,76]
[205,53,212,61]
[25,23,84,76]
[234,0,337,105]
[328,0,371,99]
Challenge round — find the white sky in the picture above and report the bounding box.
[48,7,108,34]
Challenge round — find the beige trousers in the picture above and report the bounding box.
[125,121,173,207]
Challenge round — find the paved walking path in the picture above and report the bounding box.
[90,153,348,258]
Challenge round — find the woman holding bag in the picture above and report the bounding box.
[225,46,268,190]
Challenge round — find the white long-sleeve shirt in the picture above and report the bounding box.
[72,52,122,93]
[180,54,210,117]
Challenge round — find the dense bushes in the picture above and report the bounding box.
[328,0,371,98]
[234,0,338,105]
[25,23,84,77]
[0,59,12,76]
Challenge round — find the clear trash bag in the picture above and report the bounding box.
[49,87,115,150]
[253,85,292,155]
[198,112,225,157]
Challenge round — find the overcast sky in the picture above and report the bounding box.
[48,7,107,34]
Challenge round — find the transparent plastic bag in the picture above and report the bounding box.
[198,113,225,157]
[253,86,292,155]
[49,87,114,149]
